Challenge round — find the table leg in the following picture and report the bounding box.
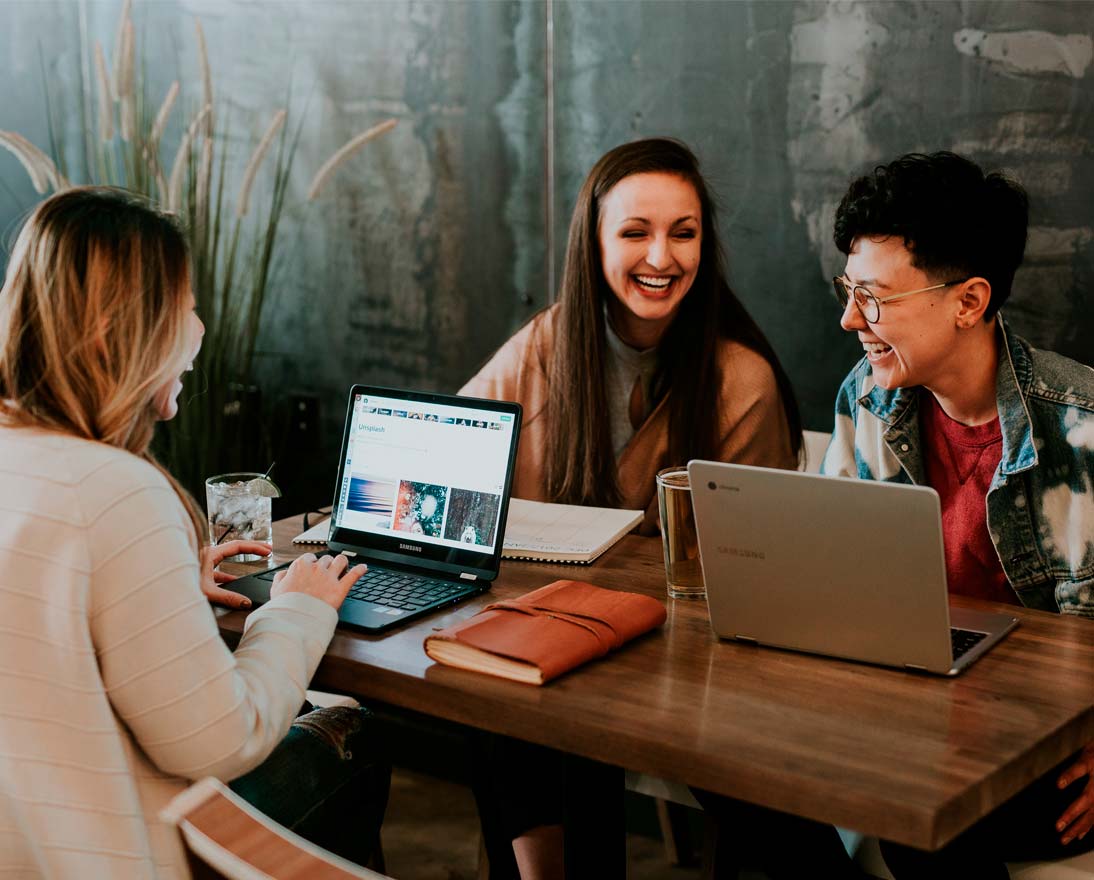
[562,754,625,880]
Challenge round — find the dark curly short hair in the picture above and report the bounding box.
[833,152,1028,319]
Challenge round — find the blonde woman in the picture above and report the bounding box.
[0,187,388,877]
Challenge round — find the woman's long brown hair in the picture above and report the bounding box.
[545,138,802,506]
[0,187,207,547]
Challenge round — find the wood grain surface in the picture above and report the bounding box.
[216,515,1094,851]
[182,783,373,879]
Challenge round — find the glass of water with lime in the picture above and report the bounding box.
[204,472,281,561]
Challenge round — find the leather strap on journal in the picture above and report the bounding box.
[482,599,620,652]
[424,580,667,683]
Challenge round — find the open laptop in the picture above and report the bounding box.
[226,385,522,632]
[687,461,1018,676]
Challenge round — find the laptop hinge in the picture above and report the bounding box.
[734,635,758,645]
[460,572,478,581]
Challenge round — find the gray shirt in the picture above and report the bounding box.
[604,319,659,457]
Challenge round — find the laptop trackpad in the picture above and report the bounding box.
[224,568,282,607]
[338,600,405,631]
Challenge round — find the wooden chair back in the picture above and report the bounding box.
[161,777,391,880]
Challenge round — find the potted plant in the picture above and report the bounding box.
[0,0,395,499]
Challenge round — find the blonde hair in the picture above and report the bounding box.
[0,186,206,547]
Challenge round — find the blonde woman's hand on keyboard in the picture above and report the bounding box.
[271,552,368,611]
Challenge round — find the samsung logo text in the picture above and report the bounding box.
[716,546,765,560]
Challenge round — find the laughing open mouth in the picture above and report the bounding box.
[634,275,673,291]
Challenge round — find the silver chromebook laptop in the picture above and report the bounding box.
[687,461,1018,676]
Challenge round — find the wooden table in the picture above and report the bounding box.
[217,514,1094,854]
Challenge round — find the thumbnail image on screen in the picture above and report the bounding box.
[393,481,448,538]
[443,488,502,546]
[347,476,397,519]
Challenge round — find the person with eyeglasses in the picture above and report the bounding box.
[824,151,1094,876]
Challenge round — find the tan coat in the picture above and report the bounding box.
[461,306,797,534]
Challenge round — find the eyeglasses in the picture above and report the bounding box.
[832,276,969,324]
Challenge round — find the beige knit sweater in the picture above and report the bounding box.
[0,426,338,879]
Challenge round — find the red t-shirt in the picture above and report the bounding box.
[919,392,1016,605]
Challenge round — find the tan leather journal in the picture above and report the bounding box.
[423,579,667,684]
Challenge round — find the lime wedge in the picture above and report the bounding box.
[247,477,282,498]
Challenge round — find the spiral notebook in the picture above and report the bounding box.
[293,517,333,545]
[500,499,643,563]
[293,498,642,564]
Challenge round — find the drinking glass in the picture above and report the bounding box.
[205,472,274,562]
[656,467,705,600]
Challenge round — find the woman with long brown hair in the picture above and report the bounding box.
[462,138,803,878]
[0,187,387,877]
[463,137,800,533]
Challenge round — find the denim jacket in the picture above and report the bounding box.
[821,317,1094,617]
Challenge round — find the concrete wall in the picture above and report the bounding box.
[2,1,1092,468]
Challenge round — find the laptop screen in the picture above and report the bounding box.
[328,386,521,577]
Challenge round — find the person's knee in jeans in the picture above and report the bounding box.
[230,705,391,866]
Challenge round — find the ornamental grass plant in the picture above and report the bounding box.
[0,0,395,501]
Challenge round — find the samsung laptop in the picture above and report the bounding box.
[687,461,1018,676]
[227,385,522,632]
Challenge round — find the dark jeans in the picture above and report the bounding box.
[691,788,868,880]
[229,705,391,867]
[881,750,1094,878]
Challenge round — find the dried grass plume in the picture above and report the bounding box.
[236,110,287,218]
[194,19,214,138]
[149,81,180,151]
[306,119,397,201]
[118,20,136,142]
[0,132,66,193]
[168,104,210,212]
[111,0,133,98]
[145,81,179,203]
[0,132,48,193]
[94,42,114,143]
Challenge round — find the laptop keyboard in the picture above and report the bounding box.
[951,627,988,660]
[346,568,469,612]
[253,564,470,613]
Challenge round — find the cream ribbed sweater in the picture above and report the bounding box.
[0,426,338,878]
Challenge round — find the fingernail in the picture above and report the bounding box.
[1057,821,1065,831]
[241,598,252,608]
